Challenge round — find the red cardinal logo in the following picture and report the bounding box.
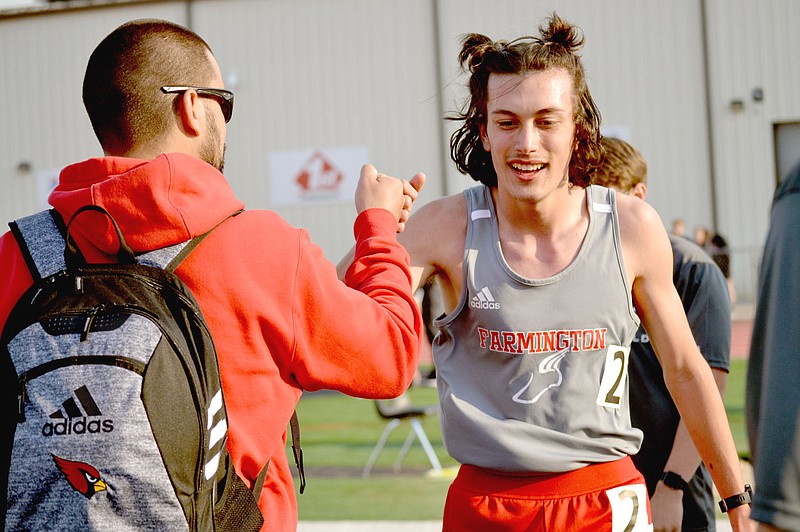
[52,454,108,498]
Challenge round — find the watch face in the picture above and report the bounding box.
[719,485,754,513]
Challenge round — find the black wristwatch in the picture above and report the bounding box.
[718,484,753,513]
[660,471,689,492]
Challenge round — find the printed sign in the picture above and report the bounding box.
[268,146,368,206]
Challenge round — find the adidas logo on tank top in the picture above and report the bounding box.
[470,286,500,310]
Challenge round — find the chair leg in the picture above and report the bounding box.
[362,418,401,478]
[410,418,442,471]
[394,427,418,472]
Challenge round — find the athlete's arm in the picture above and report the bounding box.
[617,195,753,532]
[396,193,467,313]
[651,246,732,530]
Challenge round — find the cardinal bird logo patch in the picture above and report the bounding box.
[52,454,108,498]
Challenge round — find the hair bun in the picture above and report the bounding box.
[539,12,585,52]
[458,33,499,73]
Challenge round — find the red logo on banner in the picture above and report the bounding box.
[295,151,343,194]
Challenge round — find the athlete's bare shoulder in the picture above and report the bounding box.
[614,191,672,282]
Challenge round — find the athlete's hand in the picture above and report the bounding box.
[728,503,755,532]
[397,172,426,233]
[650,484,683,532]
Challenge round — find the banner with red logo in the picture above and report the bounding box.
[268,145,368,206]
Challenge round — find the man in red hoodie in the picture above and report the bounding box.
[0,18,424,531]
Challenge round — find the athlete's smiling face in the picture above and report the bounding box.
[480,68,576,204]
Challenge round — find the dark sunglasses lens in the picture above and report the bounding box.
[220,98,232,123]
[200,90,233,123]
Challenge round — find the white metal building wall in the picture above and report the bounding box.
[0,0,443,263]
[703,0,800,301]
[190,0,443,260]
[3,0,800,302]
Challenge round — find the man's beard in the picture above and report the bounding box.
[200,112,226,173]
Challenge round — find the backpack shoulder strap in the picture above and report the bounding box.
[10,208,245,274]
[289,411,305,494]
[8,209,68,280]
[162,210,244,272]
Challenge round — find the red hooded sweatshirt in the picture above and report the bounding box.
[0,153,421,531]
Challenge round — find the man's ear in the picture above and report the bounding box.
[480,123,490,151]
[630,182,648,201]
[175,89,204,137]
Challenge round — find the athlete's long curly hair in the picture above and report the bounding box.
[449,13,603,188]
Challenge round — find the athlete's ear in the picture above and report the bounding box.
[480,123,490,151]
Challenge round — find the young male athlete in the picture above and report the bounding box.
[395,13,753,531]
[593,137,732,531]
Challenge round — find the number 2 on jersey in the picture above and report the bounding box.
[596,345,630,409]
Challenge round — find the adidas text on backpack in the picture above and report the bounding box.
[1,205,265,531]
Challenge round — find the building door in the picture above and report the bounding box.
[774,121,800,184]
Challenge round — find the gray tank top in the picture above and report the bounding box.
[432,184,642,472]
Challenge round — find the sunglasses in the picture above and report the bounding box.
[161,86,234,123]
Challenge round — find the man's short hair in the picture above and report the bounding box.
[83,19,216,154]
[592,137,647,193]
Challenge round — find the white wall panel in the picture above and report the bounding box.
[703,0,800,301]
[3,1,800,302]
[191,0,443,260]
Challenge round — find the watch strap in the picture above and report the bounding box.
[660,471,689,492]
[718,484,753,513]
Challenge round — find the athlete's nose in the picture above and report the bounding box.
[516,121,540,153]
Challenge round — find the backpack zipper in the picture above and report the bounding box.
[17,353,146,422]
[81,303,103,341]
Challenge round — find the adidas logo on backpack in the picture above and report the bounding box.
[1,206,265,531]
[41,385,114,437]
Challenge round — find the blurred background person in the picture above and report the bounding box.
[694,225,711,248]
[671,218,687,239]
[593,137,732,532]
[746,160,800,532]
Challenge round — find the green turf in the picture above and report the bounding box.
[724,358,750,459]
[291,359,750,521]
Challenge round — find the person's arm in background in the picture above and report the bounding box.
[651,369,728,531]
[651,255,732,531]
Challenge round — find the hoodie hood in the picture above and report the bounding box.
[49,153,244,257]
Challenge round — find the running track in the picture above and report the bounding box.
[731,315,754,360]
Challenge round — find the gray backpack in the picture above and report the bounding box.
[1,206,266,531]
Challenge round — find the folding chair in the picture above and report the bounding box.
[361,392,442,478]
